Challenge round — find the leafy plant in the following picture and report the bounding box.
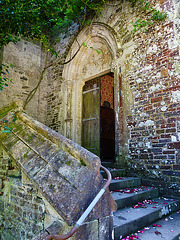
[0,0,106,53]
[0,0,106,95]
[130,0,167,31]
[0,63,14,91]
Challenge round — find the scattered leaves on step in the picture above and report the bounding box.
[153,224,161,227]
[112,186,156,194]
[155,230,162,236]
[122,234,139,239]
[113,177,123,180]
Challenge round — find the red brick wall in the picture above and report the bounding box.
[126,0,180,187]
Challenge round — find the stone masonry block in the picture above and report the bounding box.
[99,215,114,240]
[75,220,99,240]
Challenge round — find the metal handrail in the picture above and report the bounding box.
[44,165,112,240]
[8,126,111,240]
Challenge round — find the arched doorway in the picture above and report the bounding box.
[62,23,120,162]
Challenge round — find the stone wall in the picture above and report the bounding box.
[0,148,45,240]
[0,40,48,124]
[45,0,179,191]
[0,106,116,240]
[0,0,179,193]
[45,24,79,132]
[117,0,180,189]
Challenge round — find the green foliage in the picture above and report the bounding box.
[0,0,106,51]
[0,0,106,91]
[0,63,14,91]
[83,42,101,54]
[1,126,12,133]
[151,10,167,21]
[130,0,167,31]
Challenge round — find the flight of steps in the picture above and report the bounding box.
[101,164,180,240]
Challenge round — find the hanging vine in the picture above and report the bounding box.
[130,0,167,31]
[0,0,167,109]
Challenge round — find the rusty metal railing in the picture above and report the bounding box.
[44,165,112,240]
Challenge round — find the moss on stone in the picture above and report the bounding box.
[66,160,71,166]
[80,159,86,166]
[0,103,17,120]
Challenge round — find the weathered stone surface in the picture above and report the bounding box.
[75,220,99,240]
[0,108,116,228]
[0,0,179,237]
[0,40,48,124]
[32,221,65,240]
[99,215,114,240]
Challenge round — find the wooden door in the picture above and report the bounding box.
[82,78,100,156]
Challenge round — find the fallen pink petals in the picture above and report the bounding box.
[165,218,168,221]
[144,227,150,230]
[123,234,139,239]
[113,177,123,180]
[155,231,162,236]
[133,205,140,208]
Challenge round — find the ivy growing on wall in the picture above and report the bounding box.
[0,0,106,98]
[0,0,106,52]
[0,63,14,91]
[130,0,167,31]
[0,0,167,109]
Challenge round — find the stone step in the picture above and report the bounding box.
[111,186,159,210]
[113,198,179,240]
[109,177,141,191]
[101,168,126,178]
[123,211,180,240]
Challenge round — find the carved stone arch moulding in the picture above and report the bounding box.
[62,23,120,144]
[63,23,119,82]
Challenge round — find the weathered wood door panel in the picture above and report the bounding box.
[82,78,100,156]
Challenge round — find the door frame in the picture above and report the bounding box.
[62,23,121,162]
[80,70,120,161]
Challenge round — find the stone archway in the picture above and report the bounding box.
[62,23,121,160]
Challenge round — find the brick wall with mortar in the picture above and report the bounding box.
[46,0,179,194]
[0,147,46,240]
[0,0,179,196]
[121,0,180,195]
[45,24,79,132]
